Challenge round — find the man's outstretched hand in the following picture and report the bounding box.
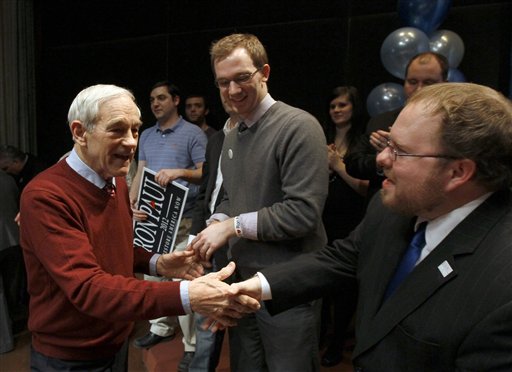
[189,262,261,331]
[157,249,204,280]
[200,274,264,332]
[230,276,263,302]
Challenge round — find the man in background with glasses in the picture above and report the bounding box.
[232,82,512,370]
[190,33,328,371]
[345,52,449,205]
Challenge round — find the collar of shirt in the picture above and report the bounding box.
[417,192,493,263]
[66,148,115,189]
[156,116,186,133]
[241,94,276,128]
[223,118,238,135]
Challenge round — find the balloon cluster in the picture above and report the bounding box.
[367,0,466,117]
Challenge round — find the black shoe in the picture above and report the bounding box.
[321,347,343,367]
[133,331,175,349]
[177,351,194,372]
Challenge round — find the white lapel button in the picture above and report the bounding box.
[438,260,453,277]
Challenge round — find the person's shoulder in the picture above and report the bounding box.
[0,170,17,191]
[138,123,159,145]
[180,120,208,144]
[272,101,307,115]
[23,160,68,193]
[272,102,323,139]
[269,101,319,125]
[179,119,203,133]
[26,153,49,171]
[205,126,218,136]
[139,123,158,138]
[141,122,158,132]
[209,129,225,143]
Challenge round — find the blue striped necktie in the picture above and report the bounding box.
[384,221,427,300]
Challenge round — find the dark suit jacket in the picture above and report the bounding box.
[191,130,225,234]
[344,108,401,203]
[190,130,229,268]
[263,190,512,370]
[0,170,19,250]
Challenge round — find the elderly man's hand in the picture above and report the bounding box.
[157,249,204,280]
[189,262,260,330]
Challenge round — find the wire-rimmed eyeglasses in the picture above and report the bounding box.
[214,68,262,89]
[383,139,459,162]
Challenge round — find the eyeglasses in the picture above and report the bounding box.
[214,68,262,89]
[383,139,459,162]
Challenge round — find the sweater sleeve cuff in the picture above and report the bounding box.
[239,212,258,240]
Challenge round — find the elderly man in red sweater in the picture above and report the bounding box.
[19,84,259,371]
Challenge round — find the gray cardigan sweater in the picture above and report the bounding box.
[217,101,328,278]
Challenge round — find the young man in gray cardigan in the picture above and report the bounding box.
[191,33,328,371]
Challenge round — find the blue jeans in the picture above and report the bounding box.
[188,312,225,372]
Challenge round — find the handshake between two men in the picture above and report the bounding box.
[156,247,263,332]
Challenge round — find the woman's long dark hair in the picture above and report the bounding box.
[323,86,364,149]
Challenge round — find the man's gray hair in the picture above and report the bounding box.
[67,84,140,131]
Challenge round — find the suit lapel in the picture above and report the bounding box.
[359,213,412,327]
[205,132,225,209]
[353,190,510,358]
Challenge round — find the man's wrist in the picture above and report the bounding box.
[233,216,243,237]
[255,272,271,300]
[180,281,192,313]
[150,254,161,276]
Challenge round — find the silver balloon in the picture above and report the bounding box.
[429,29,465,68]
[366,83,406,117]
[380,27,430,79]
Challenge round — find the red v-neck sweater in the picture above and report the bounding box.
[20,160,184,360]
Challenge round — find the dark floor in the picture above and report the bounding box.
[0,321,354,371]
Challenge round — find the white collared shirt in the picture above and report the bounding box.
[417,192,492,264]
[240,93,276,129]
[66,149,114,189]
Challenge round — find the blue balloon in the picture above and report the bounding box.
[429,29,465,68]
[447,68,466,82]
[380,27,430,79]
[366,83,406,118]
[398,0,453,35]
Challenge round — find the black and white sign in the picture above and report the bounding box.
[133,168,188,254]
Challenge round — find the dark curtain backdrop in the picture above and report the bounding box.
[31,0,511,164]
[0,0,36,151]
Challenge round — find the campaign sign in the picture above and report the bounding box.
[133,168,188,254]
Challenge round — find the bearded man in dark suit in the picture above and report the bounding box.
[231,82,512,371]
